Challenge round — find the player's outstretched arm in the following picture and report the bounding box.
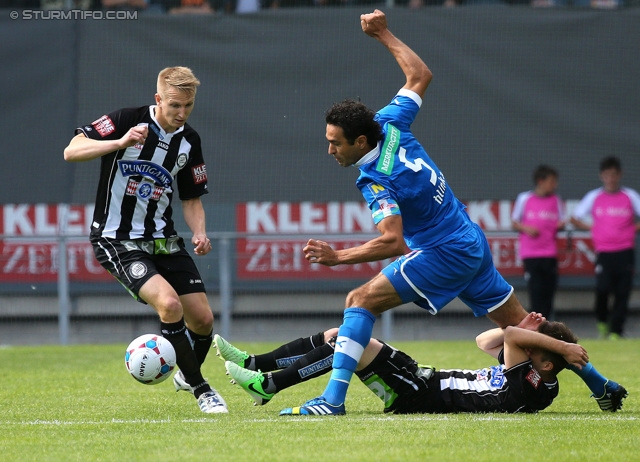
[303,215,405,266]
[360,9,432,99]
[63,125,148,162]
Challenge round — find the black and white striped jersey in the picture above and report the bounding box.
[433,358,559,414]
[77,106,208,240]
[357,343,559,414]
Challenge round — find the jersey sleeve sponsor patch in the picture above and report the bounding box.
[367,184,399,224]
[525,368,542,389]
[367,183,391,199]
[371,198,400,224]
[91,115,116,137]
[191,164,207,184]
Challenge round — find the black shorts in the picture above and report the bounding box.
[91,236,206,303]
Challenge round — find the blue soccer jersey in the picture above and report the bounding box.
[355,89,473,250]
[356,89,513,315]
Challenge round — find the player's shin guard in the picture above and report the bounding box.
[567,362,618,397]
[322,308,376,406]
[187,328,213,366]
[162,319,210,398]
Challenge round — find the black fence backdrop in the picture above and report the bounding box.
[1,7,639,294]
[1,8,639,205]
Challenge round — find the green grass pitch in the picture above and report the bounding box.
[1,338,638,461]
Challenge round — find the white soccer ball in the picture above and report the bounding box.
[124,334,177,385]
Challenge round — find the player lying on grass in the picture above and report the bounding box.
[215,313,592,415]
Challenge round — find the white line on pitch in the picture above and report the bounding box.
[1,415,637,426]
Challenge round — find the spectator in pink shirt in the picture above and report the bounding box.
[571,157,640,340]
[512,165,565,319]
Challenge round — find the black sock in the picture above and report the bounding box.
[254,332,325,372]
[269,342,335,393]
[187,328,213,366]
[161,319,211,398]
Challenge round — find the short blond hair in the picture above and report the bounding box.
[157,66,200,99]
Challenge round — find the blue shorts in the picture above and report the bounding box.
[381,223,513,317]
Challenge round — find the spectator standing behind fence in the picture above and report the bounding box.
[511,165,565,319]
[571,157,640,340]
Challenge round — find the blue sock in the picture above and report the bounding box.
[567,362,617,398]
[321,307,376,406]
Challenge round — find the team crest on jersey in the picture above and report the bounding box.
[91,115,116,137]
[192,164,207,184]
[176,153,188,168]
[525,368,542,389]
[488,365,506,388]
[129,262,148,279]
[126,179,163,201]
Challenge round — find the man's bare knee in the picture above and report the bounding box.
[153,295,183,322]
[345,288,362,308]
[185,311,214,334]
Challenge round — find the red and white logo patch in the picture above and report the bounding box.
[92,115,116,137]
[525,368,542,389]
[192,164,207,184]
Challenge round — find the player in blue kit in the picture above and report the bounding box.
[284,9,626,416]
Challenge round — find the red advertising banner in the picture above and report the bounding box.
[236,201,596,280]
[0,202,596,283]
[0,204,112,282]
[236,202,390,280]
